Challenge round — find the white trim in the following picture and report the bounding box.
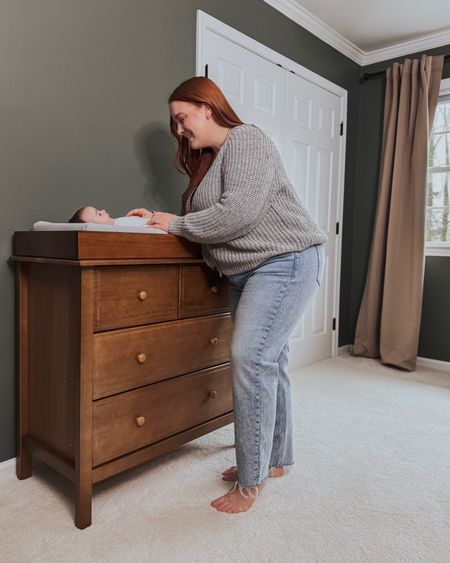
[262,0,364,65]
[196,11,347,361]
[426,77,450,256]
[197,11,347,98]
[346,345,449,372]
[262,0,450,66]
[426,246,450,257]
[416,356,450,373]
[362,28,450,66]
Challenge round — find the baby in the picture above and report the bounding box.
[68,206,150,227]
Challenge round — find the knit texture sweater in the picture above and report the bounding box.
[168,124,328,275]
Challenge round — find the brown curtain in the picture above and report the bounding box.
[353,54,444,371]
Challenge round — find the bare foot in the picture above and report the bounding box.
[221,466,285,482]
[210,481,266,513]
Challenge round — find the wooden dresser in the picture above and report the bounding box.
[11,231,233,528]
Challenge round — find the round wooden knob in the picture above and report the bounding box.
[138,290,148,301]
[210,285,219,294]
[136,353,146,364]
[210,337,218,345]
[209,390,217,399]
[136,416,146,427]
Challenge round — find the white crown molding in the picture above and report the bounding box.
[263,0,365,64]
[363,27,450,65]
[263,0,450,67]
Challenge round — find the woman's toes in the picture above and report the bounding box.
[221,466,238,481]
[269,467,285,478]
[221,466,237,475]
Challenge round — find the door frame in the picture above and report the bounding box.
[196,10,347,360]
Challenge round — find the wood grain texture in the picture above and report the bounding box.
[92,412,234,484]
[75,268,95,529]
[10,257,205,267]
[93,364,232,466]
[24,435,75,482]
[78,233,201,259]
[27,263,78,461]
[13,231,201,260]
[16,263,32,480]
[93,313,233,399]
[94,266,178,331]
[180,265,229,318]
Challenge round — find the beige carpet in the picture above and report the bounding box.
[1,353,449,563]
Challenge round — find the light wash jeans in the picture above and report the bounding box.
[226,244,325,495]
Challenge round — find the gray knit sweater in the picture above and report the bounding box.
[168,124,328,275]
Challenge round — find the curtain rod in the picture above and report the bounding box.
[361,53,450,82]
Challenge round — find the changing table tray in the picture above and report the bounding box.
[12,231,201,261]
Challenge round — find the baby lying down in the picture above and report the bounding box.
[69,206,150,227]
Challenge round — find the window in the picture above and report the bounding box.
[426,77,450,256]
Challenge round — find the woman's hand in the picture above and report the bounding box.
[147,212,178,232]
[126,208,154,219]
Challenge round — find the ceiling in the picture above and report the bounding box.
[264,0,450,65]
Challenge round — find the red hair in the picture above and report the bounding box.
[168,77,244,214]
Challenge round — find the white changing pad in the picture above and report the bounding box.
[32,221,168,234]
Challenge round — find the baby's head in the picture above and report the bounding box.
[68,206,114,224]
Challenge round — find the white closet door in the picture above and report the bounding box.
[205,29,286,152]
[204,31,341,369]
[283,73,341,368]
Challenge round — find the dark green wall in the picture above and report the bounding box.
[354,46,450,363]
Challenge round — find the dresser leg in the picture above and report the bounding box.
[16,447,32,480]
[75,268,95,529]
[75,480,92,529]
[17,263,32,481]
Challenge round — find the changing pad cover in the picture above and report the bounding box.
[32,221,167,234]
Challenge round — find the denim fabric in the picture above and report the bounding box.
[227,243,325,488]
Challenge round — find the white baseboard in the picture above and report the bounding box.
[416,356,450,373]
[341,344,449,373]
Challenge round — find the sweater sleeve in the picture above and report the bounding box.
[168,127,276,244]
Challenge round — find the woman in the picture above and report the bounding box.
[128,77,327,514]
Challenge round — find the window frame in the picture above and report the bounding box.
[425,78,450,256]
[426,77,450,257]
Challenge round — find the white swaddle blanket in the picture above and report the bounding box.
[33,216,167,234]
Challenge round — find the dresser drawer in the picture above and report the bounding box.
[93,313,233,399]
[94,266,178,331]
[93,364,232,466]
[180,265,229,318]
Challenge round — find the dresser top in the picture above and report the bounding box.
[11,231,202,263]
